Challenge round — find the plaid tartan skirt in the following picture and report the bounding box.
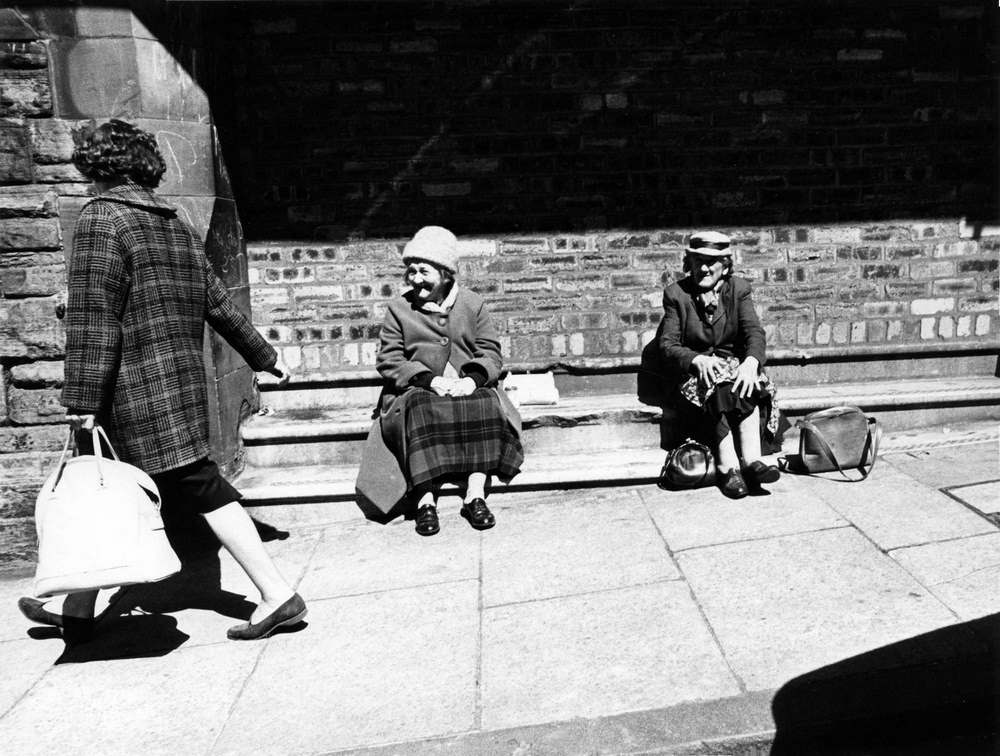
[402,387,523,489]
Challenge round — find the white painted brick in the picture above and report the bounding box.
[814,322,831,344]
[975,314,991,336]
[938,316,954,338]
[910,297,954,315]
[920,317,936,339]
[569,332,585,356]
[956,315,972,338]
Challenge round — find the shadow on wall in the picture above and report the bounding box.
[770,612,1000,754]
[188,0,998,240]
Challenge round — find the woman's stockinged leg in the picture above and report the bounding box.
[736,405,763,465]
[715,432,741,473]
[465,471,487,502]
[202,502,294,623]
[62,590,98,619]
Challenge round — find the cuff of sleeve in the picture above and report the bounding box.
[409,372,434,389]
[461,364,489,387]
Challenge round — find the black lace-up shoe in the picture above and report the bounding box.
[460,498,496,530]
[719,469,749,499]
[415,505,440,536]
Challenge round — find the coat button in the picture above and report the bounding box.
[440,337,449,345]
[438,317,448,326]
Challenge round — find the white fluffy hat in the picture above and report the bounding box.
[401,226,458,273]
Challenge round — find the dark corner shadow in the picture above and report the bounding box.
[770,612,1000,755]
[355,492,412,525]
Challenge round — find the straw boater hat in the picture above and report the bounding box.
[402,226,458,274]
[685,230,732,256]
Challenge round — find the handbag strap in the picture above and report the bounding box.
[798,417,881,482]
[50,426,76,489]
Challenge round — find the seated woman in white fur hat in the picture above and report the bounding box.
[653,231,787,499]
[358,225,523,535]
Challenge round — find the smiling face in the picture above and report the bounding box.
[404,260,451,302]
[687,252,732,290]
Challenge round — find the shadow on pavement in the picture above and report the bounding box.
[771,612,1000,754]
[55,613,189,665]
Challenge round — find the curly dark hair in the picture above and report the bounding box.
[71,119,166,188]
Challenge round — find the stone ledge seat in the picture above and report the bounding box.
[235,374,1000,505]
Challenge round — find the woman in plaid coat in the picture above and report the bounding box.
[18,120,306,643]
[357,226,523,536]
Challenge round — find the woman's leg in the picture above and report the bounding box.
[715,431,741,473]
[62,590,98,619]
[202,502,294,623]
[465,472,487,502]
[735,405,763,465]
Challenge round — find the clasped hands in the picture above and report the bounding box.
[690,354,761,398]
[429,376,477,398]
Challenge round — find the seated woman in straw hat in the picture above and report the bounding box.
[357,225,523,535]
[654,231,785,499]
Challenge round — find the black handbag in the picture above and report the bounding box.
[787,405,882,481]
[658,439,717,490]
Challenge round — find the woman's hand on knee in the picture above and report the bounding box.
[691,354,725,388]
[429,377,453,397]
[732,357,761,398]
[450,377,477,397]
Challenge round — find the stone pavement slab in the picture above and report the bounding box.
[482,488,678,607]
[0,574,36,643]
[890,532,1000,621]
[0,637,58,717]
[480,581,741,730]
[677,527,958,691]
[808,460,995,550]
[641,473,848,552]
[945,480,1000,515]
[881,440,998,490]
[215,580,479,755]
[297,515,478,600]
[0,642,263,756]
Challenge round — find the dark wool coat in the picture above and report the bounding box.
[355,287,521,515]
[61,182,277,474]
[640,276,766,404]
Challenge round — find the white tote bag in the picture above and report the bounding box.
[33,426,182,598]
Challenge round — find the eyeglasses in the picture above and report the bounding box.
[687,253,727,268]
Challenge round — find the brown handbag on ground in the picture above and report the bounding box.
[658,438,717,490]
[789,405,882,481]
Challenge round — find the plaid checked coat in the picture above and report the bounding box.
[61,182,277,474]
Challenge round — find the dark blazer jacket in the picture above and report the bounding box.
[640,276,766,404]
[61,182,276,474]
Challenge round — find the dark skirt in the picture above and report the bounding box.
[402,387,523,490]
[674,382,787,455]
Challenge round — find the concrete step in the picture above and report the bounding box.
[243,375,1000,467]
[236,419,999,512]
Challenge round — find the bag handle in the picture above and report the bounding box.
[798,416,881,482]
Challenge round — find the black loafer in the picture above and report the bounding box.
[744,460,781,486]
[227,593,307,641]
[415,505,440,536]
[461,498,496,530]
[719,469,749,499]
[18,597,63,628]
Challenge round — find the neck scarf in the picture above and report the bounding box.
[418,282,458,314]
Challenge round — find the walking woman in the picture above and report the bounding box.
[358,226,523,535]
[656,231,785,499]
[18,120,306,642]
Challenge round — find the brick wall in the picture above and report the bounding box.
[0,4,254,567]
[209,0,997,239]
[248,220,998,378]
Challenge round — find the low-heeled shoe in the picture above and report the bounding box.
[745,460,781,486]
[415,505,440,536]
[18,596,63,628]
[227,593,307,641]
[719,469,749,499]
[461,498,496,530]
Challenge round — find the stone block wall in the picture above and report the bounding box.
[247,220,998,378]
[208,0,997,239]
[0,4,255,567]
